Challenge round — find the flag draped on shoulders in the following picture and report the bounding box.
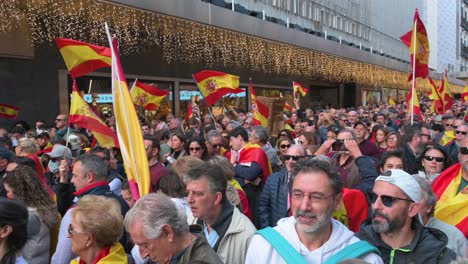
[238,142,272,182]
[193,70,243,106]
[400,9,429,80]
[107,31,150,200]
[292,81,309,97]
[332,188,368,232]
[56,38,112,79]
[130,80,169,110]
[0,103,20,119]
[432,163,468,237]
[250,79,269,127]
[69,81,119,148]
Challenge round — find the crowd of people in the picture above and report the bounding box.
[0,97,467,264]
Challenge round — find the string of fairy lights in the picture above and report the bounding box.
[0,0,462,93]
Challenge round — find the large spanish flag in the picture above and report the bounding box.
[0,103,20,119]
[406,87,420,116]
[130,80,169,110]
[193,70,243,106]
[400,9,430,80]
[106,30,150,200]
[250,79,269,127]
[56,38,112,79]
[69,81,119,148]
[462,85,468,103]
[432,163,468,237]
[238,142,272,182]
[293,81,309,97]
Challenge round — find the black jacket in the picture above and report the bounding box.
[357,219,457,264]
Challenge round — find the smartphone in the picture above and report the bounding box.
[332,139,347,151]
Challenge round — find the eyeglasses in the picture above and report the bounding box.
[423,156,444,162]
[460,146,468,155]
[453,126,459,129]
[55,119,66,122]
[455,131,467,136]
[68,224,88,235]
[280,144,291,149]
[368,192,413,207]
[420,133,431,139]
[211,144,222,149]
[445,124,454,127]
[387,137,397,141]
[283,155,305,161]
[49,157,63,162]
[291,190,334,203]
[189,147,201,151]
[280,133,288,137]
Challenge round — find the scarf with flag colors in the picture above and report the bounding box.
[406,87,420,116]
[432,163,468,237]
[193,70,243,106]
[238,142,272,182]
[0,103,20,119]
[292,81,309,97]
[438,130,455,146]
[332,188,368,232]
[69,81,119,148]
[107,31,150,200]
[56,38,112,79]
[250,80,269,127]
[71,243,127,264]
[130,80,169,110]
[400,9,429,80]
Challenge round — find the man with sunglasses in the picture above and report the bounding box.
[258,145,307,229]
[432,137,468,238]
[357,170,456,264]
[442,123,467,163]
[53,114,73,144]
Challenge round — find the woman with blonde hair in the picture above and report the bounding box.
[69,195,126,264]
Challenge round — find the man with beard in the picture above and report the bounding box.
[401,124,425,174]
[357,169,456,263]
[432,136,468,238]
[246,160,383,263]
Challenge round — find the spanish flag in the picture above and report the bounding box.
[406,87,420,116]
[69,81,119,148]
[332,188,368,232]
[292,81,309,97]
[439,130,455,146]
[250,79,269,127]
[186,101,193,122]
[193,70,243,106]
[432,163,468,237]
[388,96,396,106]
[400,9,430,80]
[0,103,20,119]
[428,77,444,114]
[284,101,293,112]
[130,80,169,110]
[462,85,468,103]
[238,142,272,182]
[56,38,112,79]
[107,30,150,200]
[439,69,453,111]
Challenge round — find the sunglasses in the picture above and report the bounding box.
[368,192,413,207]
[189,147,202,151]
[455,131,467,136]
[280,144,291,149]
[423,156,444,162]
[283,155,305,161]
[453,126,459,129]
[280,134,288,137]
[460,146,468,155]
[445,124,454,127]
[55,119,66,122]
[211,144,222,149]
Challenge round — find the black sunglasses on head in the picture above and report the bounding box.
[367,192,413,207]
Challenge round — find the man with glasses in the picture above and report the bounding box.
[443,122,467,162]
[357,169,456,263]
[258,145,307,229]
[246,159,383,263]
[432,136,468,238]
[53,114,72,143]
[206,129,230,159]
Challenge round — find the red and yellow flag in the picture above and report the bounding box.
[250,80,269,127]
[388,96,396,106]
[186,102,193,122]
[406,87,420,116]
[284,101,293,112]
[130,80,169,110]
[293,81,309,97]
[400,9,430,80]
[107,33,150,200]
[56,38,112,79]
[439,130,455,146]
[0,103,20,119]
[428,77,444,114]
[439,69,453,111]
[193,70,243,106]
[69,81,119,148]
[462,85,468,103]
[238,142,272,182]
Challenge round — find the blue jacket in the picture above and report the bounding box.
[257,168,291,229]
[354,156,379,194]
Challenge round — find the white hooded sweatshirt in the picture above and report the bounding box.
[245,216,383,264]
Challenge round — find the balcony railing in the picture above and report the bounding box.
[461,45,468,58]
[462,16,468,31]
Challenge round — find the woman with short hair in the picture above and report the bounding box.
[69,195,127,264]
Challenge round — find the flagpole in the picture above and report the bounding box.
[191,74,217,124]
[105,23,143,199]
[410,16,417,125]
[65,80,76,152]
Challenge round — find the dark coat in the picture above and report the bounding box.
[257,168,290,229]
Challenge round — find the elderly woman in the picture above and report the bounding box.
[69,195,126,264]
[3,165,58,264]
[0,198,29,264]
